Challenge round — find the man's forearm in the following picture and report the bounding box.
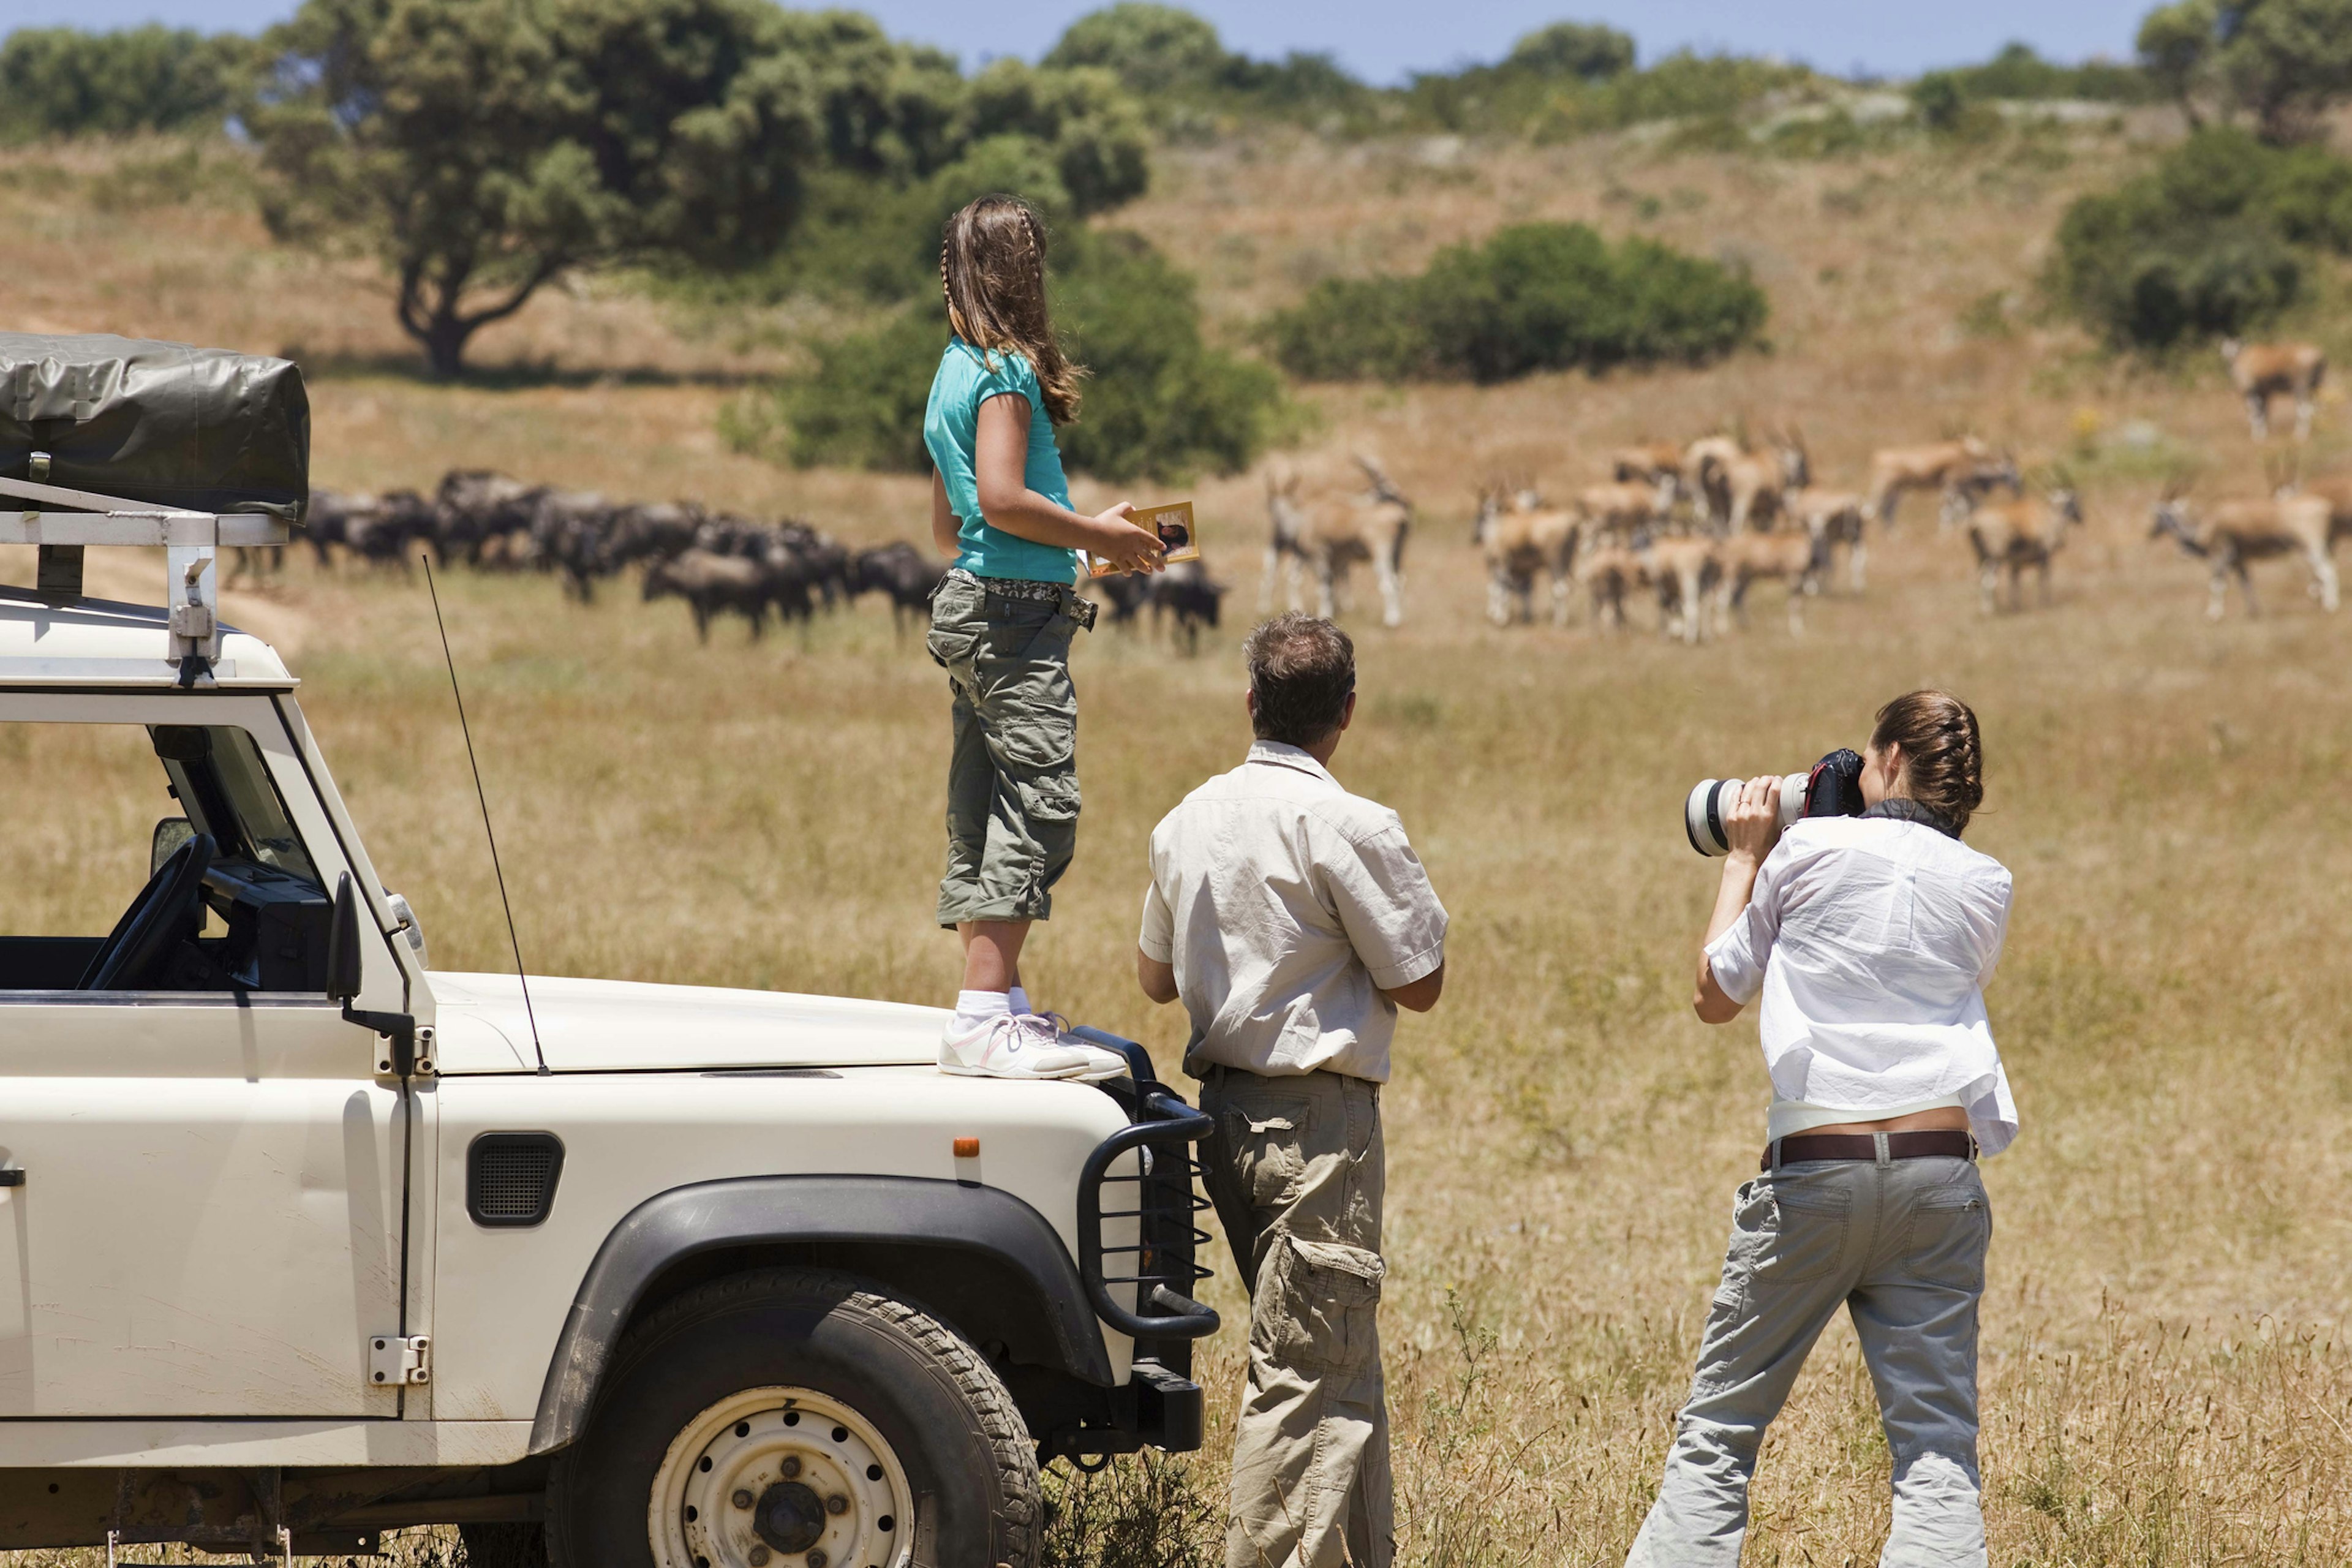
[1380,960,1444,1013]
[1137,949,1179,1005]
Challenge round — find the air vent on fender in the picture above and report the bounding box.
[467,1132,565,1227]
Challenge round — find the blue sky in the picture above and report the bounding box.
[3,0,2154,82]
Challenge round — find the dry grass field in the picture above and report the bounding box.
[4,111,2352,1566]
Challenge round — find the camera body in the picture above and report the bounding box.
[1684,749,1866,857]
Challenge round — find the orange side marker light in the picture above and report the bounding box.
[952,1137,981,1158]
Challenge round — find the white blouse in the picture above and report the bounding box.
[1704,814,2019,1155]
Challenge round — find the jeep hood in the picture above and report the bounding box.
[424,971,949,1074]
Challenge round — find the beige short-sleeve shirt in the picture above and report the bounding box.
[1140,741,1448,1082]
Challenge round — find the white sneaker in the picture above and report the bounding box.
[940,1011,1095,1080]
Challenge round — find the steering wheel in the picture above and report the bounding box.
[78,832,216,991]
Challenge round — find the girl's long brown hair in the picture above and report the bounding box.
[940,194,1084,426]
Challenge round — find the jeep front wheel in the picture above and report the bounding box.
[545,1268,1041,1568]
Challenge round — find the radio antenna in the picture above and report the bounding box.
[423,557,548,1076]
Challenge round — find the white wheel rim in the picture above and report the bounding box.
[649,1386,914,1568]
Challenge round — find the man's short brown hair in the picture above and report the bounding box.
[1245,614,1355,748]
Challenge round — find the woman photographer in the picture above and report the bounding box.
[1627,691,2016,1568]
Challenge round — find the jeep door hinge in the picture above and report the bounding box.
[373,1024,435,1080]
[369,1333,430,1387]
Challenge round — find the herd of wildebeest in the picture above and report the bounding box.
[263,337,2350,644]
[268,467,1234,650]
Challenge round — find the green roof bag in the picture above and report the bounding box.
[0,332,310,523]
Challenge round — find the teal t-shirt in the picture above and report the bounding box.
[924,337,1078,584]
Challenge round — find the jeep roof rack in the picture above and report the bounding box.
[0,456,289,686]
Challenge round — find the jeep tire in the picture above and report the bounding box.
[545,1267,1041,1568]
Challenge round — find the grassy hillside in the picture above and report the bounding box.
[3,117,2351,1565]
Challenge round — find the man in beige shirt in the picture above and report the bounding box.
[1137,613,1447,1568]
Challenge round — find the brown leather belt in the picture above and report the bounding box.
[1763,1129,1975,1172]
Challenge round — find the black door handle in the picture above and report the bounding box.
[0,1170,25,1187]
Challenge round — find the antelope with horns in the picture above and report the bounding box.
[1681,435,1745,530]
[1641,532,1722,643]
[1574,475,1675,545]
[1720,430,1811,534]
[1472,485,1581,626]
[1261,455,1413,628]
[2222,338,2326,442]
[1716,527,1828,635]
[2149,483,2340,619]
[1936,453,2027,531]
[1608,442,1685,494]
[1960,484,2082,614]
[1783,485,1871,592]
[1575,537,1648,633]
[1866,437,2014,526]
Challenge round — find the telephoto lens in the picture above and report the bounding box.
[1684,774,1808,858]
[1683,748,1868,857]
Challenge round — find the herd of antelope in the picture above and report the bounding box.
[1250,337,2345,636]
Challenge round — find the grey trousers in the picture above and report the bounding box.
[1199,1066,1393,1568]
[1628,1152,1992,1568]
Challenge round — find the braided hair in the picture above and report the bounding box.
[939,195,1084,425]
[1869,690,1985,834]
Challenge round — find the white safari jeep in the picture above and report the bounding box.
[0,469,1216,1566]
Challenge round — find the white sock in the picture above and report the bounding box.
[955,989,1012,1027]
[1008,985,1031,1016]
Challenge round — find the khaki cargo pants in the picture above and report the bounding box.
[1199,1065,1392,1568]
[926,571,1091,927]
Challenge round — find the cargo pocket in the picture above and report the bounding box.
[1017,771,1081,835]
[1262,1234,1385,1373]
[1903,1186,1991,1292]
[925,591,981,673]
[990,662,1077,772]
[1225,1098,1311,1207]
[1736,1177,1849,1306]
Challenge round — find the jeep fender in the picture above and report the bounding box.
[527,1175,1112,1455]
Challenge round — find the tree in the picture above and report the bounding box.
[1505,21,1635,82]
[250,0,831,377]
[2134,0,2352,141]
[0,25,257,143]
[956,59,1150,216]
[2220,0,2352,141]
[1042,4,1231,89]
[2138,0,2217,124]
[249,0,1149,375]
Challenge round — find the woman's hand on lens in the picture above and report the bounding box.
[1090,503,1166,574]
[1724,774,1784,862]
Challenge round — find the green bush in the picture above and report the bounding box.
[1261,222,1767,383]
[0,26,257,143]
[1042,2,1229,88]
[2048,126,2352,349]
[1503,22,1635,83]
[742,228,1293,483]
[1935,41,2157,104]
[749,306,942,473]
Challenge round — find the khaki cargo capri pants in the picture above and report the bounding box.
[927,571,1093,927]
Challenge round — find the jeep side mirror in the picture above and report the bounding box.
[151,817,194,878]
[326,872,363,1004]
